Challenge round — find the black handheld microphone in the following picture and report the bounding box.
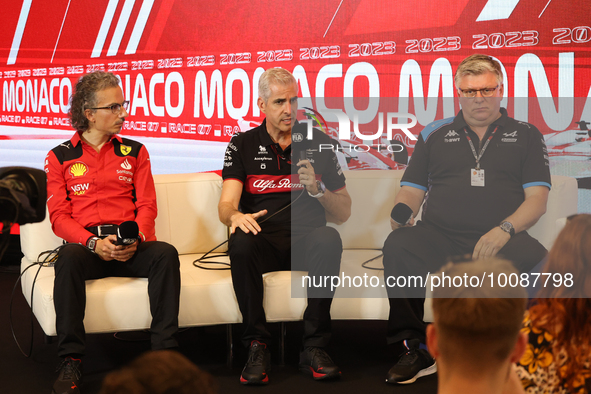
[116,221,139,245]
[390,203,413,226]
[298,150,307,167]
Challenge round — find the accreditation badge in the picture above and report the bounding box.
[471,168,485,187]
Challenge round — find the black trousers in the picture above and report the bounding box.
[382,221,547,345]
[229,226,342,348]
[53,241,181,357]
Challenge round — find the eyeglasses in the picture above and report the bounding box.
[457,86,499,98]
[88,101,129,114]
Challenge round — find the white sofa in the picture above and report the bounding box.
[19,170,578,355]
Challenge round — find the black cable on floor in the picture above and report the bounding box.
[361,253,384,270]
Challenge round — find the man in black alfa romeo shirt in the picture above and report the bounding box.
[219,68,351,385]
[382,54,551,385]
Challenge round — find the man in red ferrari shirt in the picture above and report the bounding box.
[44,71,180,394]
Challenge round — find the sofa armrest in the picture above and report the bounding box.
[20,207,62,264]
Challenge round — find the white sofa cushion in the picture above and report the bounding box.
[153,172,227,254]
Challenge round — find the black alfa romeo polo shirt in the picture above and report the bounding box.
[222,120,346,231]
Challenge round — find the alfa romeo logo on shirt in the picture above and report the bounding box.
[120,145,132,155]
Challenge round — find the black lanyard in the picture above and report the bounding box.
[463,126,499,170]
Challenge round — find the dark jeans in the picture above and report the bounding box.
[53,241,180,357]
[229,226,342,348]
[382,221,547,345]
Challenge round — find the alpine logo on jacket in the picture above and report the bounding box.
[502,130,518,143]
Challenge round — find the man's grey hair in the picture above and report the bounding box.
[258,68,297,103]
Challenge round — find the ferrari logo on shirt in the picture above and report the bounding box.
[120,145,132,156]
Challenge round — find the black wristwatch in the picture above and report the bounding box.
[499,221,515,237]
[87,237,100,253]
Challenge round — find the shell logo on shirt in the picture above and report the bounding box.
[69,162,88,177]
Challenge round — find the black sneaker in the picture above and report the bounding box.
[52,357,82,394]
[386,339,436,384]
[240,340,271,385]
[299,346,341,380]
